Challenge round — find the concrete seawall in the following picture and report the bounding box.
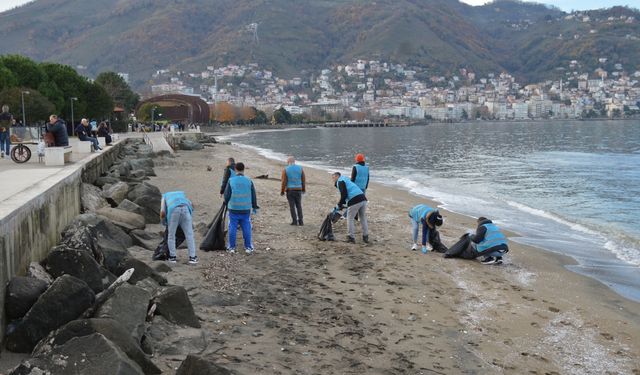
[0,141,127,343]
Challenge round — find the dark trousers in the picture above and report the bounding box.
[286,190,303,224]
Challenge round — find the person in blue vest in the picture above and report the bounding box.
[280,155,306,225]
[160,190,198,264]
[471,217,509,265]
[350,153,369,193]
[409,204,444,254]
[332,172,369,244]
[224,162,259,254]
[219,157,236,197]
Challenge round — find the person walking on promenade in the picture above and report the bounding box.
[351,153,369,193]
[46,115,69,147]
[409,204,444,254]
[0,105,13,158]
[160,190,198,264]
[75,118,102,152]
[471,217,509,265]
[332,172,369,244]
[219,157,236,197]
[281,155,306,226]
[224,162,259,254]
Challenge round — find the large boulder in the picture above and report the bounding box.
[97,207,146,232]
[5,275,95,353]
[5,277,49,320]
[127,158,155,176]
[118,199,146,217]
[11,333,144,375]
[146,316,206,356]
[127,183,162,224]
[45,248,116,293]
[82,183,109,212]
[60,225,103,262]
[127,182,161,202]
[176,355,235,375]
[95,175,121,188]
[26,262,54,285]
[130,230,161,251]
[115,257,167,286]
[104,182,131,207]
[64,213,133,251]
[95,284,151,343]
[178,139,204,151]
[33,319,161,374]
[152,286,200,328]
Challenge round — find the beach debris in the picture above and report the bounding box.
[255,174,269,179]
[206,165,212,171]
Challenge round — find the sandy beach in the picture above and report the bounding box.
[145,138,640,374]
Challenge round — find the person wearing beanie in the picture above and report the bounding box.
[408,204,444,254]
[350,153,369,193]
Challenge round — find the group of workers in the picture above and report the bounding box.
[161,153,508,266]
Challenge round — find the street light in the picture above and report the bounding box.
[70,97,78,136]
[21,91,29,127]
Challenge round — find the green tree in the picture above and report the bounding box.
[37,81,64,112]
[273,107,292,124]
[40,62,88,117]
[0,55,47,89]
[83,82,114,119]
[95,72,139,112]
[0,87,56,125]
[254,109,268,124]
[0,63,17,91]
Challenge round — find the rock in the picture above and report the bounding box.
[95,284,151,343]
[60,225,103,263]
[130,230,161,251]
[130,170,148,179]
[33,319,161,375]
[127,183,162,225]
[45,248,116,293]
[115,257,167,286]
[95,175,121,188]
[176,355,235,375]
[146,317,206,356]
[178,140,204,150]
[127,182,161,202]
[118,199,146,217]
[128,158,155,176]
[117,162,132,178]
[152,286,200,328]
[11,333,144,375]
[27,262,54,285]
[104,181,130,207]
[5,275,95,353]
[64,213,133,250]
[5,277,49,320]
[82,183,109,212]
[97,207,146,232]
[135,278,162,298]
[151,262,172,273]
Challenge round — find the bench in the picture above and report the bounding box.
[44,146,72,166]
[69,138,93,153]
[98,137,107,148]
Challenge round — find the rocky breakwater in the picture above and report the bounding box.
[4,139,234,375]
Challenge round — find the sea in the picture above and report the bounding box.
[223,120,640,302]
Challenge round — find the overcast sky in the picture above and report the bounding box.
[0,0,638,13]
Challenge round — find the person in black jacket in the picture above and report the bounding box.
[219,157,236,197]
[75,118,102,151]
[46,115,69,147]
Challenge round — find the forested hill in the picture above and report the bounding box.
[0,0,638,86]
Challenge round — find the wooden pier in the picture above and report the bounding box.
[318,121,416,128]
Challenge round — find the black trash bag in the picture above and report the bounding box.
[153,226,186,261]
[429,228,448,253]
[444,234,473,259]
[200,203,227,251]
[318,210,341,241]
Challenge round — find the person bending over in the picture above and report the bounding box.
[333,172,369,244]
[409,204,444,254]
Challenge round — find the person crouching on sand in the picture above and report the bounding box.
[444,217,509,265]
[332,172,369,244]
[409,204,443,254]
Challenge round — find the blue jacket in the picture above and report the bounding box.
[163,191,193,224]
[351,162,369,191]
[336,175,365,208]
[47,119,69,146]
[224,174,258,214]
[471,219,508,254]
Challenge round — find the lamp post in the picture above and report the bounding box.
[151,107,156,130]
[70,97,78,136]
[21,91,29,127]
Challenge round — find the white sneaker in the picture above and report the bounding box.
[245,247,255,255]
[411,244,418,251]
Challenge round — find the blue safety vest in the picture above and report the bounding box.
[337,175,363,204]
[409,204,433,223]
[353,164,369,191]
[228,175,253,211]
[163,191,193,221]
[476,223,508,253]
[285,165,303,189]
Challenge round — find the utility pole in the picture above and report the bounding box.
[70,97,78,136]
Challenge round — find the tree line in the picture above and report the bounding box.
[0,55,138,128]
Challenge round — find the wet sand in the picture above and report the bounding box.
[148,141,640,374]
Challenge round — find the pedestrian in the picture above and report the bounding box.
[409,204,444,254]
[75,118,102,151]
[97,121,112,145]
[90,120,98,138]
[0,105,13,158]
[160,190,198,264]
[219,157,236,197]
[281,155,305,225]
[351,153,369,193]
[332,172,369,244]
[224,162,259,254]
[46,115,69,147]
[471,217,509,265]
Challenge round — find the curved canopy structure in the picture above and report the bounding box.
[137,94,210,123]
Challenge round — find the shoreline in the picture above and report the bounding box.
[217,127,640,303]
[145,140,639,373]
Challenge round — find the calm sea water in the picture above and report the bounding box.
[225,120,640,302]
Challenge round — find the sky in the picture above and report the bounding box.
[0,0,639,13]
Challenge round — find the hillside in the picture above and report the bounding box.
[0,0,638,87]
